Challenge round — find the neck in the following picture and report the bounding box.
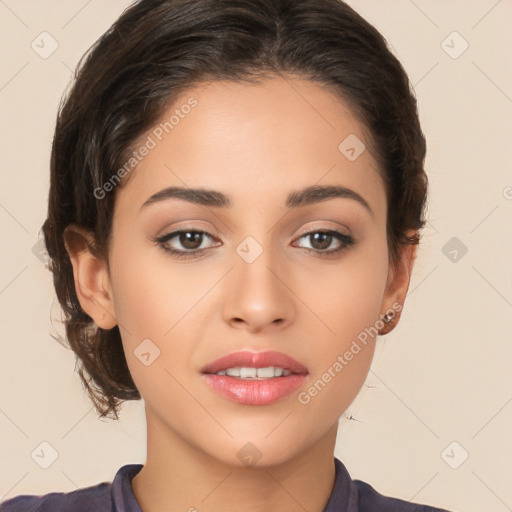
[131,406,339,512]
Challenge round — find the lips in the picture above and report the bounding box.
[201,350,309,375]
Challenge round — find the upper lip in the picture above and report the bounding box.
[201,350,309,375]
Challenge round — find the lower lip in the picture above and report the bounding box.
[202,374,308,405]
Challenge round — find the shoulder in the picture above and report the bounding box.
[354,479,452,512]
[327,458,452,512]
[0,463,143,512]
[0,480,112,512]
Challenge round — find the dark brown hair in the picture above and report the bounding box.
[42,0,428,419]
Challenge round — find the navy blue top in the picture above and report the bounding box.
[0,457,451,511]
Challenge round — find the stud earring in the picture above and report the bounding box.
[378,310,396,335]
[382,313,393,323]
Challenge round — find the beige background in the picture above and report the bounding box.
[1,1,511,511]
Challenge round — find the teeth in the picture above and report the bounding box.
[240,367,257,378]
[215,367,292,378]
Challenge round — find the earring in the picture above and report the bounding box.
[378,311,395,335]
[382,313,393,323]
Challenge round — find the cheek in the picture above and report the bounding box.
[109,238,209,339]
[295,234,388,405]
[108,237,231,397]
[298,234,389,345]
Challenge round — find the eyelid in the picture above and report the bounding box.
[294,221,351,238]
[154,220,218,237]
[155,221,351,245]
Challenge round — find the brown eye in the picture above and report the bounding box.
[178,231,204,250]
[294,230,355,257]
[154,229,218,259]
[308,232,332,250]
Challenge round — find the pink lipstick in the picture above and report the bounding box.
[201,350,308,406]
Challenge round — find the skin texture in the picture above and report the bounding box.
[64,76,417,512]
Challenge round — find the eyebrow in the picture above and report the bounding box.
[140,184,373,216]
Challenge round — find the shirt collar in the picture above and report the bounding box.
[323,457,359,511]
[111,457,358,512]
[112,463,143,512]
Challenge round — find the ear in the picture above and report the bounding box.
[63,224,117,330]
[378,231,419,335]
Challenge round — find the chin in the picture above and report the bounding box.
[206,428,313,469]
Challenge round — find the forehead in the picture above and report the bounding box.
[114,76,386,219]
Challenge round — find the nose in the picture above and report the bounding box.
[222,245,296,334]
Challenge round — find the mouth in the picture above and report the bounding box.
[209,366,294,379]
[200,350,309,405]
[200,350,309,378]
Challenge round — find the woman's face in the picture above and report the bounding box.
[97,76,406,466]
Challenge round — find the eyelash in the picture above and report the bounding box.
[153,228,356,260]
